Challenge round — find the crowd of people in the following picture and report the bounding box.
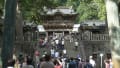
[6,53,89,68]
[6,34,113,68]
[7,53,113,68]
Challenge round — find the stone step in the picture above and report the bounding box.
[38,40,81,58]
[64,40,80,58]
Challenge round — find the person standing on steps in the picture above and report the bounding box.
[68,57,77,68]
[74,40,78,51]
[84,59,93,68]
[40,54,54,68]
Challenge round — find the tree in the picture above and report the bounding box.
[15,3,24,53]
[94,0,106,20]
[1,0,17,68]
[19,0,57,24]
[18,0,106,24]
[76,0,106,22]
[53,0,67,6]
[77,0,98,22]
[66,0,80,8]
[0,0,4,18]
[105,0,120,68]
[13,0,107,24]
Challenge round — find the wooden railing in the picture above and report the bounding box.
[78,33,110,41]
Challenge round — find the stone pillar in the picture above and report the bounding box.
[46,32,48,37]
[63,31,64,36]
[79,42,86,60]
[53,32,55,36]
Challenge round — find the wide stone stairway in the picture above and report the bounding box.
[37,39,81,58]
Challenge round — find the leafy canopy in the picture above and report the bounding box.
[0,0,4,17]
[5,0,106,24]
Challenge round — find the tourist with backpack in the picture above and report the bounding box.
[68,57,77,68]
[84,59,93,68]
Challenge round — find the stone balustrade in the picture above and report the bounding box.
[79,33,110,41]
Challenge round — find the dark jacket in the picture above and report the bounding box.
[68,61,77,68]
[84,63,93,68]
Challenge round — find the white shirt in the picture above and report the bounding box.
[63,49,66,54]
[55,39,59,44]
[75,41,78,46]
[55,52,59,58]
[62,40,64,45]
[7,67,13,68]
[89,59,96,67]
[13,54,17,60]
[51,49,55,54]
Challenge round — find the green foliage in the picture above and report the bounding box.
[66,0,80,10]
[53,0,67,6]
[20,0,56,24]
[77,1,98,22]
[0,0,4,9]
[0,0,4,17]
[93,0,106,20]
[19,0,106,24]
[76,0,106,22]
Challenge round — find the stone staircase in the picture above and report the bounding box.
[64,40,80,58]
[37,39,81,58]
[37,44,52,57]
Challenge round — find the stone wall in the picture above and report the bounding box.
[74,32,111,59]
[81,41,110,58]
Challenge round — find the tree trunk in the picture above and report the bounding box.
[15,3,24,53]
[1,0,17,68]
[105,0,120,68]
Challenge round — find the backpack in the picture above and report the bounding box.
[84,63,93,68]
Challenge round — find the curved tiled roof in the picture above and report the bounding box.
[81,20,106,26]
[46,8,76,15]
[43,7,77,15]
